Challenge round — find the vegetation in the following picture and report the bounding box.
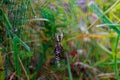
[0,0,120,80]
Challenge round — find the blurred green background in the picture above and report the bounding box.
[0,0,120,80]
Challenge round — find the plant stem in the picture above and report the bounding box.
[114,35,119,79]
[66,53,73,80]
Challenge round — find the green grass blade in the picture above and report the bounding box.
[13,36,21,78]
[96,24,120,28]
[0,9,12,37]
[0,9,30,52]
[15,35,30,52]
[0,9,12,29]
[66,53,73,80]
[0,52,4,80]
[97,42,112,56]
[88,2,120,35]
[29,0,36,17]
[113,35,119,79]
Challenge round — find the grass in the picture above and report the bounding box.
[113,35,119,79]
[1,0,120,80]
[0,52,4,80]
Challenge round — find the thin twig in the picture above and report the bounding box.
[9,72,16,80]
[43,66,59,80]
[98,73,115,79]
[18,56,30,80]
